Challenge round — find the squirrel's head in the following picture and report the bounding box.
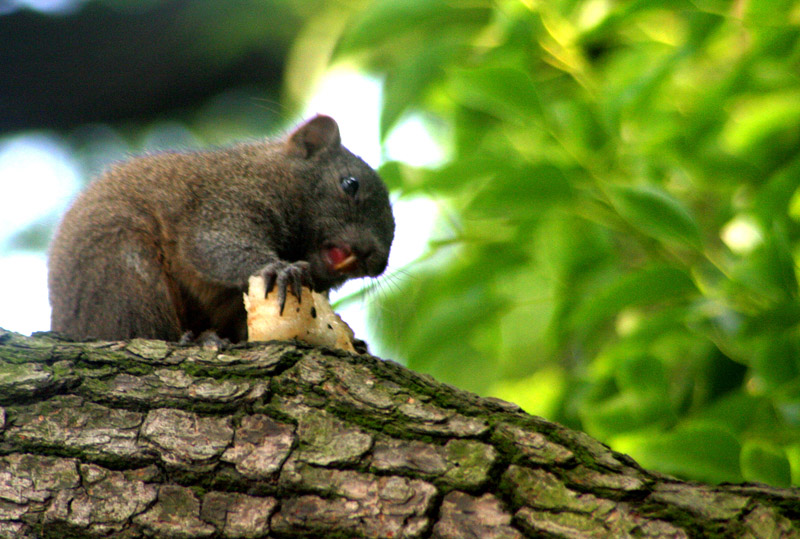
[284,115,395,291]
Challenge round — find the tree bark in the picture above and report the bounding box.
[0,328,798,538]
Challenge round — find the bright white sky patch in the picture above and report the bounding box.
[721,215,763,255]
[0,135,80,335]
[4,0,85,14]
[0,134,79,246]
[386,116,448,167]
[0,253,51,335]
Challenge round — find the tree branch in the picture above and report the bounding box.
[0,328,797,538]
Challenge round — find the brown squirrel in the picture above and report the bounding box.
[48,115,395,342]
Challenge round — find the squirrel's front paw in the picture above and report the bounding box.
[255,260,312,315]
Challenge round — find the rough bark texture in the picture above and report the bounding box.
[0,328,798,538]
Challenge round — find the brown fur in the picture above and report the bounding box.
[48,116,394,342]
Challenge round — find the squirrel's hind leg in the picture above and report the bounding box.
[51,233,182,341]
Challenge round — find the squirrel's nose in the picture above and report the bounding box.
[353,241,388,277]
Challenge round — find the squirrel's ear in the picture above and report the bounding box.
[286,115,342,158]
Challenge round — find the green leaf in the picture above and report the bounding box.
[754,153,800,223]
[696,391,765,434]
[381,40,460,139]
[580,355,675,437]
[339,0,490,52]
[490,367,566,419]
[376,161,406,192]
[449,66,545,125]
[466,163,573,219]
[750,335,800,393]
[722,91,800,156]
[608,184,702,249]
[631,423,743,484]
[729,223,799,305]
[580,0,696,44]
[744,0,797,24]
[582,394,667,437]
[616,354,668,399]
[423,157,499,193]
[787,444,800,486]
[549,99,609,155]
[571,265,697,338]
[741,441,792,487]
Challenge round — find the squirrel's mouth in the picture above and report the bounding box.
[324,245,359,273]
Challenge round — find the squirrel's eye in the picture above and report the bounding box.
[341,176,359,198]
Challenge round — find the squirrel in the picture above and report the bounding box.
[48,115,395,343]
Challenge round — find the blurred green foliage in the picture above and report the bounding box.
[317,0,800,486]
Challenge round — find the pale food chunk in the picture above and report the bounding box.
[244,275,357,353]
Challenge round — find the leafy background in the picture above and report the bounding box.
[2,0,800,488]
[326,0,800,488]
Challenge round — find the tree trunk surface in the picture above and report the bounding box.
[0,328,798,538]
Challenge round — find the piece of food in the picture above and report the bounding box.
[243,275,357,353]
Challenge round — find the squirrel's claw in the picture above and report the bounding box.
[256,260,312,315]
